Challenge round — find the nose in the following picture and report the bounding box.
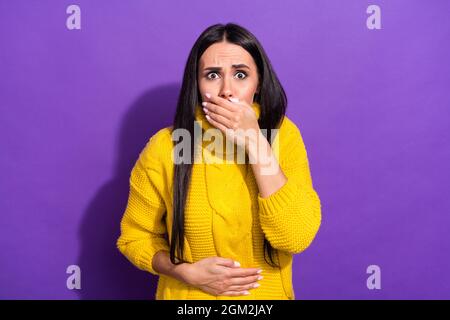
[219,77,234,100]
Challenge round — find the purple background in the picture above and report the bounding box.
[1,0,449,299]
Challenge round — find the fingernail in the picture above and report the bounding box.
[202,101,207,107]
[257,275,263,280]
[205,93,211,98]
[203,107,208,113]
[257,269,263,274]
[229,97,239,103]
[234,261,241,267]
[253,283,260,288]
[243,291,250,295]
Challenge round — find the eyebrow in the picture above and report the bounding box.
[203,64,250,71]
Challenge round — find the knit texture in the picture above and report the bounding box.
[116,102,322,300]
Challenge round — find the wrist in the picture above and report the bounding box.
[246,132,270,163]
[173,262,194,285]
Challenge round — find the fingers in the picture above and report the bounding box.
[227,282,260,292]
[228,274,263,286]
[203,107,234,129]
[215,258,240,268]
[203,94,239,112]
[207,257,263,296]
[217,274,263,296]
[221,290,251,296]
[213,258,262,277]
[202,101,235,119]
[228,267,262,278]
[205,113,229,132]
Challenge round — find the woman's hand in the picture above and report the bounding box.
[181,257,263,296]
[202,94,261,152]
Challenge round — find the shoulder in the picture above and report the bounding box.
[138,126,174,167]
[147,126,174,147]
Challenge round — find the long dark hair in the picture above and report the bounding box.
[170,23,287,268]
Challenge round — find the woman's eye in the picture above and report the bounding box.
[206,71,247,80]
[206,72,219,80]
[235,71,247,80]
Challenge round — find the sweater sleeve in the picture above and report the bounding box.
[257,120,322,255]
[116,133,171,276]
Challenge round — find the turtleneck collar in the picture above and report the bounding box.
[194,101,261,131]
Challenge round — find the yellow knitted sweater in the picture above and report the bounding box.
[116,102,322,300]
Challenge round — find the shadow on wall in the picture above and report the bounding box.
[76,83,179,299]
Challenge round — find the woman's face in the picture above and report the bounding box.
[198,41,260,105]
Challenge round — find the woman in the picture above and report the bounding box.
[116,23,322,300]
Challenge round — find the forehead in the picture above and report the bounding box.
[199,41,256,68]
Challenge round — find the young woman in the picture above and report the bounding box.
[116,23,322,300]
